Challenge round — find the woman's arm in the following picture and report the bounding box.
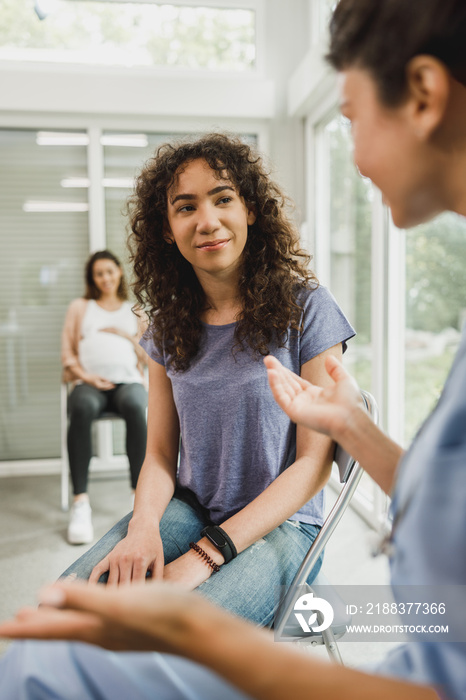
[163,343,342,587]
[88,357,180,584]
[264,355,404,494]
[0,582,438,700]
[61,299,115,390]
[100,317,148,366]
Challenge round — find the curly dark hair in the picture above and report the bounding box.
[127,132,317,371]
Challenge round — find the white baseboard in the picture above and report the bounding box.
[0,456,129,478]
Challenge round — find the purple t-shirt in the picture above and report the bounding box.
[140,285,355,526]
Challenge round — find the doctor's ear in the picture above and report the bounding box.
[405,55,451,140]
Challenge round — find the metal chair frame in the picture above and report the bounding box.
[274,390,379,662]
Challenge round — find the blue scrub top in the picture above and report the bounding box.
[375,327,466,699]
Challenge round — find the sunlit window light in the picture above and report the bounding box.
[36,132,148,147]
[60,177,135,188]
[23,201,89,213]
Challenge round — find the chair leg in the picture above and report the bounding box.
[60,383,70,512]
[321,625,343,664]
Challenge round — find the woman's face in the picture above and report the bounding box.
[165,158,256,282]
[92,258,122,297]
[339,67,446,228]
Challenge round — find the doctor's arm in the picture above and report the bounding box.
[0,581,438,700]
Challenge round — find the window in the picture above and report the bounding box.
[404,213,466,443]
[315,111,372,391]
[0,1,256,71]
[313,110,388,530]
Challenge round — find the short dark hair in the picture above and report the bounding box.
[326,0,466,105]
[84,250,128,300]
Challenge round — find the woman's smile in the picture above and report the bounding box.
[196,238,230,251]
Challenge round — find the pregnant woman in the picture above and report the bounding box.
[61,250,148,545]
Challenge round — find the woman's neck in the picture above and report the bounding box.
[95,294,123,311]
[196,270,242,325]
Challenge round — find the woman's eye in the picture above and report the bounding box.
[217,196,232,205]
[179,204,195,213]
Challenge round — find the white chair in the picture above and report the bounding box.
[274,390,379,662]
[60,383,126,512]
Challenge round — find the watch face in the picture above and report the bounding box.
[210,529,225,547]
[205,527,226,548]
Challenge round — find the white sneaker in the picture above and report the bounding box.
[67,500,94,545]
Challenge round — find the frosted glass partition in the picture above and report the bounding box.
[0,129,88,461]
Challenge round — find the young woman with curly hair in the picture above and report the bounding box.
[59,132,354,626]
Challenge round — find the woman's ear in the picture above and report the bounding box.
[247,205,257,226]
[163,227,174,245]
[405,55,451,139]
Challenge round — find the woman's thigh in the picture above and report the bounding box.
[68,383,106,421]
[111,383,148,417]
[197,520,322,627]
[60,497,207,581]
[60,512,134,580]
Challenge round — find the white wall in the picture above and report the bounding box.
[262,0,310,218]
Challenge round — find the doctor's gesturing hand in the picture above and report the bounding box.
[264,355,404,496]
[263,354,363,439]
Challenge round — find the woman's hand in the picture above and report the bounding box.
[84,373,116,391]
[264,354,363,441]
[0,580,197,654]
[89,528,165,585]
[101,326,130,340]
[101,327,148,366]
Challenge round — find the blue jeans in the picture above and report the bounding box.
[61,489,322,627]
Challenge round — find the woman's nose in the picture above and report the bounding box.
[195,204,220,234]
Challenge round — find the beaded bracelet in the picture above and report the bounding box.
[189,542,221,573]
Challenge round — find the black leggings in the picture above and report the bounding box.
[67,382,147,494]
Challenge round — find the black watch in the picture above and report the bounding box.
[200,525,237,564]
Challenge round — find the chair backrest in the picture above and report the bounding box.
[274,389,378,641]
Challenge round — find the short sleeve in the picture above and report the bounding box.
[298,285,355,365]
[139,330,165,366]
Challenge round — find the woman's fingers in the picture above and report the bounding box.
[89,558,110,585]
